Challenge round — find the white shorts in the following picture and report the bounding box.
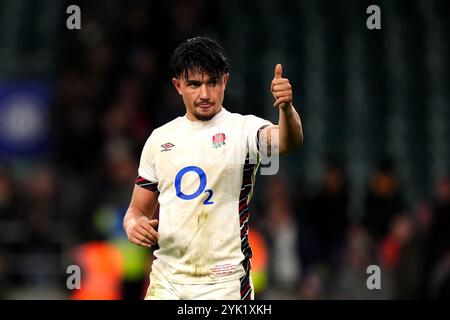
[144,271,254,300]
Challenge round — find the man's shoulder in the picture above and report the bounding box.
[150,117,183,136]
[226,110,271,125]
[224,109,261,122]
[141,117,183,149]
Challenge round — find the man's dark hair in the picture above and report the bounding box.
[169,36,229,80]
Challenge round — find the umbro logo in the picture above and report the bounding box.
[161,142,174,152]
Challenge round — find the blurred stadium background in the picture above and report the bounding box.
[0,0,449,299]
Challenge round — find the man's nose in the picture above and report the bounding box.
[199,84,210,99]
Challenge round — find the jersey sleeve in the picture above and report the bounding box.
[137,132,159,192]
[245,115,273,160]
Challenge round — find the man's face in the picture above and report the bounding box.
[172,71,229,121]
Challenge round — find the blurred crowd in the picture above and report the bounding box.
[0,0,227,300]
[257,161,450,299]
[0,0,449,299]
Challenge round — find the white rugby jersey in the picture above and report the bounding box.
[136,107,272,286]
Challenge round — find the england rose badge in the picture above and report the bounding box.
[212,133,226,148]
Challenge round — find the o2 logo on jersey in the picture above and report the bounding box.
[174,166,213,205]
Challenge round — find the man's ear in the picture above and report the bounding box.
[172,78,182,95]
[222,73,230,88]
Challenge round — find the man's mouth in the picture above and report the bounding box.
[197,102,213,109]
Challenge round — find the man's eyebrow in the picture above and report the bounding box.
[185,79,202,84]
[185,77,219,84]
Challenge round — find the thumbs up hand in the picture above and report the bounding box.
[271,64,293,110]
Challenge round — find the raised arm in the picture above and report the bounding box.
[260,64,303,156]
[123,184,159,248]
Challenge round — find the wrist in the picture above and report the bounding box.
[281,103,294,113]
[124,218,137,235]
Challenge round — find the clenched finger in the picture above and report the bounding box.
[130,233,152,246]
[271,78,289,86]
[272,83,291,92]
[274,97,292,107]
[143,223,159,240]
[138,220,157,235]
[131,237,152,248]
[135,224,158,243]
[148,219,159,228]
[273,92,292,100]
[134,231,157,246]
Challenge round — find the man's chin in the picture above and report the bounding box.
[194,113,215,121]
[194,107,217,121]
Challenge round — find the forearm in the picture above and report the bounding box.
[278,103,303,154]
[124,185,159,233]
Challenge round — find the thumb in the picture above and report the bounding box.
[149,219,159,227]
[274,63,283,79]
